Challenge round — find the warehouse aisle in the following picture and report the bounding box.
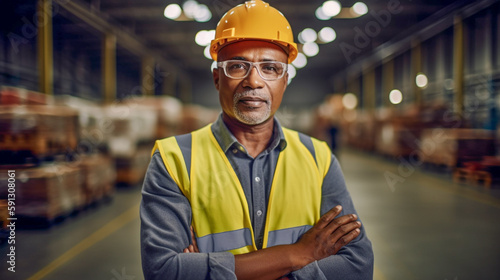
[1,149,500,280]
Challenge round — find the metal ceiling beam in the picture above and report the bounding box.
[53,0,191,92]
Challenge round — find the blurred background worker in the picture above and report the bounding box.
[140,1,373,279]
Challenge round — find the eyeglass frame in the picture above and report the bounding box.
[216,60,288,81]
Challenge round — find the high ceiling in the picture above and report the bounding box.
[85,0,467,79]
[3,0,477,103]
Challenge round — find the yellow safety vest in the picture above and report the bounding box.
[153,124,331,254]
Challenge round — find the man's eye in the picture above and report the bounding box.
[229,63,248,70]
[262,64,279,72]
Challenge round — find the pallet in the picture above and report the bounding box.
[453,168,492,188]
[0,163,85,221]
[0,105,79,162]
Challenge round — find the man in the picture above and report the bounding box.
[140,1,373,279]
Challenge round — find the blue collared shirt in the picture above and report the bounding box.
[140,115,374,280]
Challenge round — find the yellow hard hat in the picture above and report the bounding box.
[210,0,298,63]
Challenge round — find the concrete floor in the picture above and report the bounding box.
[1,149,500,280]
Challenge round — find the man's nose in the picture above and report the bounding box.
[241,66,265,89]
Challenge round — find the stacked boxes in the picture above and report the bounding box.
[0,105,79,164]
[78,154,116,205]
[419,128,495,168]
[0,87,116,223]
[0,165,85,220]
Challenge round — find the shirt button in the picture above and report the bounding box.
[255,177,261,182]
[256,210,263,216]
[232,148,238,154]
[238,145,245,152]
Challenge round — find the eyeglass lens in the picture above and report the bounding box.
[223,61,286,80]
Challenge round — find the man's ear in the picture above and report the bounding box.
[213,67,220,91]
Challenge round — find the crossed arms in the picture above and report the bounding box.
[141,152,374,280]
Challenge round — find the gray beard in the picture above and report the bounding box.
[233,90,271,125]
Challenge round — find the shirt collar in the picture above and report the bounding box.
[211,113,287,154]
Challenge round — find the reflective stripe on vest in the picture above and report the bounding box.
[153,124,332,254]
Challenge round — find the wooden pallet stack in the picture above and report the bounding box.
[0,105,79,164]
[78,154,116,205]
[418,128,495,168]
[0,87,117,224]
[0,200,8,243]
[103,102,158,186]
[0,165,85,220]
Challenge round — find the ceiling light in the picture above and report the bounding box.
[315,7,331,20]
[183,1,199,18]
[194,4,212,22]
[389,89,403,104]
[318,27,336,43]
[302,42,319,57]
[292,53,307,69]
[352,2,368,16]
[342,93,358,109]
[195,30,215,46]
[322,1,342,18]
[299,28,318,44]
[164,4,182,20]
[204,45,211,60]
[415,73,428,88]
[288,64,297,79]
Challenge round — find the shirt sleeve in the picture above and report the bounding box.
[140,151,237,280]
[289,154,374,280]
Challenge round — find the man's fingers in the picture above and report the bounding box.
[190,226,200,252]
[324,214,358,233]
[331,228,361,255]
[316,205,342,229]
[330,221,361,242]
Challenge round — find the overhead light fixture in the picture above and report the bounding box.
[352,2,368,16]
[343,93,358,109]
[415,73,428,88]
[164,4,182,20]
[318,27,336,43]
[389,89,403,104]
[322,1,342,18]
[298,28,318,44]
[315,1,369,20]
[203,45,212,60]
[164,1,212,22]
[315,7,330,21]
[302,42,319,57]
[288,64,297,80]
[195,29,215,46]
[292,53,307,69]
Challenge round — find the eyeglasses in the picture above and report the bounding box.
[217,60,288,81]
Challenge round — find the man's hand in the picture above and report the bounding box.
[291,205,361,268]
[183,226,200,253]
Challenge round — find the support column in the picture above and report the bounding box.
[363,68,376,112]
[347,71,361,109]
[383,59,394,107]
[411,40,423,106]
[454,15,465,116]
[141,55,155,96]
[37,0,53,95]
[102,33,116,103]
[179,74,192,103]
[162,70,177,96]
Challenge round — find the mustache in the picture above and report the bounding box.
[233,90,270,103]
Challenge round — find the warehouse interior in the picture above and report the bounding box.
[1,0,500,279]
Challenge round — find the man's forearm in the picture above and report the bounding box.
[234,244,306,280]
[232,206,361,280]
